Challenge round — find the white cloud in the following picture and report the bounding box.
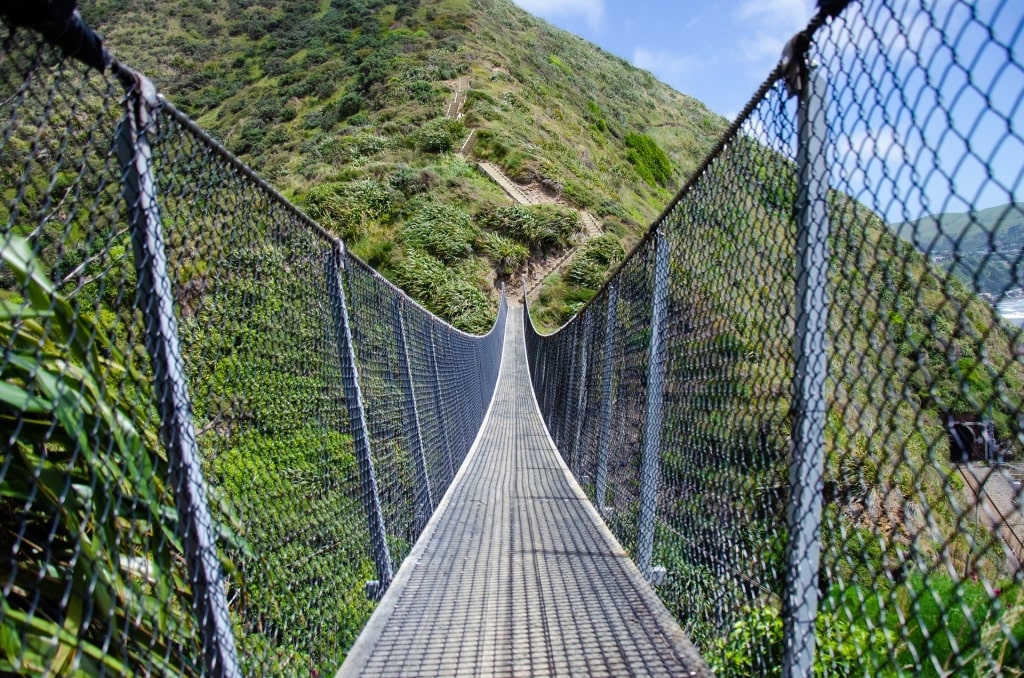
[732,0,815,70]
[512,0,605,31]
[735,0,815,31]
[631,48,701,89]
[737,34,788,63]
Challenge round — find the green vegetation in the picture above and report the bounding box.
[566,234,625,289]
[88,0,728,329]
[0,236,239,675]
[709,579,1023,676]
[625,132,673,187]
[475,204,582,255]
[8,0,1019,673]
[640,139,1024,673]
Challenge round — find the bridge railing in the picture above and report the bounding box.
[0,15,505,677]
[527,0,1023,675]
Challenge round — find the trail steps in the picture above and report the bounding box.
[445,78,603,301]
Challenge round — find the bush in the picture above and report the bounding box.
[407,80,437,104]
[477,231,529,275]
[624,132,672,187]
[416,117,465,153]
[332,92,364,123]
[708,602,894,677]
[391,249,493,333]
[389,166,440,197]
[565,236,623,289]
[400,202,478,263]
[476,204,581,254]
[0,236,247,674]
[301,180,393,241]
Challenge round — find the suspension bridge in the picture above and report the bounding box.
[1,1,1023,676]
[340,305,708,676]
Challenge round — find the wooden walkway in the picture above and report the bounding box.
[338,306,709,677]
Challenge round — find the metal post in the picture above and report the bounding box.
[571,313,591,478]
[565,331,581,454]
[429,323,456,488]
[115,75,240,678]
[595,284,617,514]
[782,64,830,678]
[326,244,393,597]
[392,297,434,529]
[638,233,669,583]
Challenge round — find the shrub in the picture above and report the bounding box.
[301,180,392,241]
[400,202,478,263]
[477,231,529,275]
[389,166,440,197]
[476,204,581,254]
[624,132,672,187]
[407,80,437,104]
[708,602,894,677]
[417,117,465,153]
[565,235,623,288]
[586,100,608,133]
[332,92,364,123]
[0,236,248,674]
[391,249,493,333]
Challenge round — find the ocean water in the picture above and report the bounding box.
[997,296,1024,327]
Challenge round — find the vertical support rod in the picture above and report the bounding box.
[595,284,617,513]
[392,297,434,528]
[638,233,670,581]
[327,244,393,596]
[115,77,240,678]
[782,65,830,678]
[429,323,456,488]
[571,313,591,479]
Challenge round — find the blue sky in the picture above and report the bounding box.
[510,0,817,119]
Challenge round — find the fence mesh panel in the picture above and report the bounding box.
[0,28,206,677]
[527,0,1024,675]
[1,20,505,676]
[344,256,505,566]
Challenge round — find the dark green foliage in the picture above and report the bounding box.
[625,132,672,187]
[407,80,438,104]
[400,202,478,263]
[0,237,243,675]
[332,92,365,124]
[389,165,440,198]
[301,180,393,242]
[416,117,465,153]
[477,231,529,275]
[391,249,493,333]
[565,234,624,289]
[476,204,581,255]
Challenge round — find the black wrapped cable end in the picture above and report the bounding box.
[816,0,852,20]
[1,0,108,72]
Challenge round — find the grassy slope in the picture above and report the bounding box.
[89,0,727,330]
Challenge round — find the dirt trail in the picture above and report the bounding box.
[445,79,602,301]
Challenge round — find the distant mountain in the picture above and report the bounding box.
[892,202,1024,295]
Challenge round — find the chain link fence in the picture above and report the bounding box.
[527,0,1023,675]
[0,15,505,677]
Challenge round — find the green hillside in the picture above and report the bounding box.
[88,0,728,329]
